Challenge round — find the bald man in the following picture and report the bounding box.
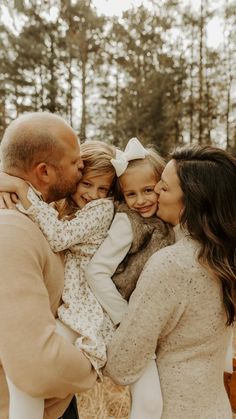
[0,113,97,419]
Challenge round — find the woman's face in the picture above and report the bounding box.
[155,159,184,226]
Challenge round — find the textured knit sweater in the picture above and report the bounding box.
[105,226,232,418]
[0,209,96,419]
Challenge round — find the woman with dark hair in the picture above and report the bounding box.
[105,144,236,418]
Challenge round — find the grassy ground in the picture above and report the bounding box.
[77,377,130,419]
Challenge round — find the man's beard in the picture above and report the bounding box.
[47,182,77,203]
[46,167,79,203]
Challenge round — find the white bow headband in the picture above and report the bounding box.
[111,137,149,177]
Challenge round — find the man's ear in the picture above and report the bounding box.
[34,162,53,185]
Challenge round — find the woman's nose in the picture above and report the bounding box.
[154,181,161,194]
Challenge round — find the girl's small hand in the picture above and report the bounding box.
[0,172,30,209]
[0,192,18,209]
[0,172,25,193]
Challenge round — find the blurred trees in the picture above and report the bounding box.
[0,0,235,153]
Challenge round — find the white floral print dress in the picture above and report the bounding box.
[18,188,115,373]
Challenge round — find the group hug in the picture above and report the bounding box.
[0,111,235,419]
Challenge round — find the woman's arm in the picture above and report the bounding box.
[85,213,132,325]
[104,249,185,385]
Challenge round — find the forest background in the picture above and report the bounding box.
[0,0,236,156]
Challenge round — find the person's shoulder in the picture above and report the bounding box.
[147,236,198,278]
[146,239,183,269]
[0,208,38,229]
[0,209,51,247]
[111,211,131,229]
[154,235,187,261]
[136,243,185,300]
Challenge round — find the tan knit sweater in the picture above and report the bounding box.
[0,210,96,419]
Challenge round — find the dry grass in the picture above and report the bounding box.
[77,377,130,419]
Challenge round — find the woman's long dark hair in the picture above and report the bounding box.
[171,145,236,325]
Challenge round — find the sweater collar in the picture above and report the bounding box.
[173,224,187,242]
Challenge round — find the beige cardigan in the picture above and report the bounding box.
[0,210,96,419]
[105,227,232,418]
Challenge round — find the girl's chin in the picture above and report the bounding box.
[139,210,157,218]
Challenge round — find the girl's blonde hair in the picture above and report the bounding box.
[115,146,165,202]
[81,140,116,177]
[55,140,117,219]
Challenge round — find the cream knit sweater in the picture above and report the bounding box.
[105,226,232,418]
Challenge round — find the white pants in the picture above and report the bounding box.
[6,376,44,419]
[130,359,163,419]
[6,320,76,419]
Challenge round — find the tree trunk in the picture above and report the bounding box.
[80,58,87,141]
[189,26,195,144]
[67,56,73,127]
[198,0,204,144]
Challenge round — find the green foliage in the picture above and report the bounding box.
[0,0,235,152]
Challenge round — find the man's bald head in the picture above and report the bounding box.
[0,112,77,176]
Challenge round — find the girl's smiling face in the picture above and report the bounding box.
[72,171,114,209]
[119,163,158,218]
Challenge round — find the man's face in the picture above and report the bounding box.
[45,127,84,203]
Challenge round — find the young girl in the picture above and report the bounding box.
[0,140,118,419]
[85,138,174,419]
